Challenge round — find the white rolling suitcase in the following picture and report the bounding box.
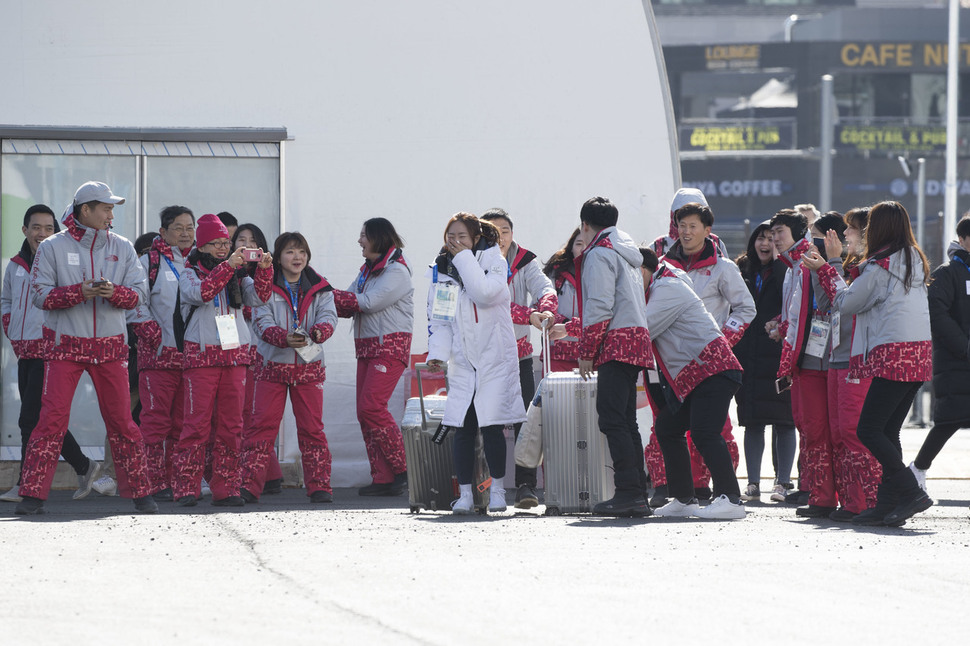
[538,334,616,515]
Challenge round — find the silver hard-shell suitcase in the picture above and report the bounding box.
[403,364,489,513]
[539,369,616,515]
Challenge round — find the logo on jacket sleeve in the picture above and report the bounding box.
[105,255,119,262]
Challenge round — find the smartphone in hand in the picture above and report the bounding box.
[242,249,263,262]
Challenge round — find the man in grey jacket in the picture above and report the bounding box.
[15,181,156,515]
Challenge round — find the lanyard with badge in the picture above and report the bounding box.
[430,265,459,322]
[213,291,240,350]
[163,256,180,282]
[804,292,831,359]
[285,280,322,362]
[954,254,970,295]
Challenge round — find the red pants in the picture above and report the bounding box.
[827,368,881,512]
[549,359,578,373]
[243,366,282,483]
[19,360,150,500]
[356,357,407,483]
[241,378,332,498]
[644,418,738,487]
[139,369,184,494]
[174,366,246,500]
[792,367,835,506]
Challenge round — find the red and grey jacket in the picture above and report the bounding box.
[1,241,47,359]
[776,237,816,378]
[333,246,413,365]
[29,211,147,364]
[547,269,580,364]
[179,255,272,369]
[815,247,932,382]
[575,226,653,369]
[662,237,755,346]
[646,263,742,401]
[253,265,337,384]
[130,236,192,371]
[505,242,557,359]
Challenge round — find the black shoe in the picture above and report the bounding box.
[514,483,539,509]
[15,496,44,516]
[358,481,393,496]
[592,495,651,517]
[693,486,712,502]
[884,469,933,525]
[648,485,669,508]
[389,471,408,496]
[152,488,174,502]
[240,488,258,504]
[177,495,198,507]
[829,508,858,522]
[262,478,283,495]
[784,490,810,506]
[852,481,899,526]
[212,495,245,507]
[310,490,334,503]
[796,504,838,518]
[134,496,159,514]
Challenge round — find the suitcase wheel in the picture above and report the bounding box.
[409,506,420,514]
[544,506,562,517]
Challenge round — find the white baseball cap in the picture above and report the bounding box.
[73,181,125,205]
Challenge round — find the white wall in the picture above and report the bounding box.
[0,0,678,485]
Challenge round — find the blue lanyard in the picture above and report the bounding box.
[356,265,371,292]
[755,273,763,294]
[162,256,180,279]
[284,281,300,330]
[432,266,438,283]
[954,254,970,275]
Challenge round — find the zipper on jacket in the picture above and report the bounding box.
[91,232,98,338]
[473,303,479,323]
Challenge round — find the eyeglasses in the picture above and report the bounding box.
[166,226,195,234]
[206,241,231,249]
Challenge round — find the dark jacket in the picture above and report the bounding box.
[733,257,793,426]
[929,247,970,425]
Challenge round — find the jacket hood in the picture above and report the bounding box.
[668,187,709,238]
[947,239,963,261]
[588,226,643,269]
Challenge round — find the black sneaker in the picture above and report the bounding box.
[358,482,393,496]
[263,478,283,495]
[884,492,933,526]
[796,504,838,518]
[784,490,810,506]
[514,483,539,509]
[310,490,334,503]
[212,495,245,507]
[134,496,159,514]
[152,488,174,502]
[829,508,857,522]
[389,472,408,496]
[15,496,45,516]
[177,495,198,507]
[693,486,712,502]
[592,495,651,517]
[648,485,669,508]
[240,488,258,504]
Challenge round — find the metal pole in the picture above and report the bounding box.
[917,157,926,251]
[819,74,834,212]
[944,0,959,253]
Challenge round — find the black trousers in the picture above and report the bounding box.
[857,377,922,478]
[596,360,647,496]
[655,373,740,501]
[914,421,966,471]
[513,357,537,487]
[453,401,506,485]
[17,358,89,482]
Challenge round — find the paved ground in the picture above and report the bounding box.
[2,427,968,645]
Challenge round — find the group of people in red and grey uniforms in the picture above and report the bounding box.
[4,181,414,515]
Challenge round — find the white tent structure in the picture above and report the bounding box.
[0,0,679,485]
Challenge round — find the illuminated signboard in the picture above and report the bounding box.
[705,44,760,70]
[839,42,970,70]
[679,123,794,152]
[835,125,946,153]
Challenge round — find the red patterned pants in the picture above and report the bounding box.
[139,369,184,494]
[241,378,332,497]
[827,368,881,512]
[792,367,836,506]
[356,356,407,483]
[174,366,246,500]
[644,418,737,487]
[243,365,282,483]
[19,360,150,500]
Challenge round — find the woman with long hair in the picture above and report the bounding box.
[333,218,414,496]
[425,213,525,514]
[542,227,585,372]
[803,201,932,525]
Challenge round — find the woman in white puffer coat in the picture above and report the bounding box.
[426,213,526,515]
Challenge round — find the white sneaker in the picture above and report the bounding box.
[488,487,507,513]
[694,494,746,520]
[740,483,760,502]
[908,462,927,493]
[769,483,788,502]
[0,486,23,503]
[73,459,102,500]
[200,479,212,498]
[451,493,475,515]
[653,498,700,518]
[92,474,118,496]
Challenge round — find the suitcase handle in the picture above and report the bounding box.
[415,362,447,430]
[541,318,551,377]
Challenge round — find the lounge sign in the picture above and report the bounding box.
[836,124,947,153]
[679,123,794,152]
